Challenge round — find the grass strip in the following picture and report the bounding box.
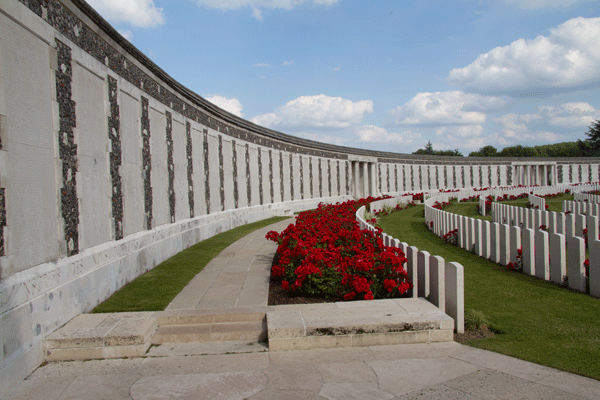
[92,216,290,313]
[441,193,574,222]
[378,205,600,380]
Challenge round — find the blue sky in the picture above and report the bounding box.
[88,0,600,155]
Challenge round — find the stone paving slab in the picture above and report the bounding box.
[7,342,600,399]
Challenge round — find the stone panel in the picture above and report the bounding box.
[73,63,111,249]
[222,138,234,211]
[119,90,144,237]
[207,131,220,213]
[149,106,169,226]
[248,145,259,206]
[236,142,247,208]
[172,118,189,219]
[191,126,206,216]
[0,13,60,276]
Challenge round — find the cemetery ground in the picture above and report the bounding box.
[378,203,600,381]
[89,196,599,381]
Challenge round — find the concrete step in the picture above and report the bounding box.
[43,312,157,362]
[146,340,269,357]
[267,297,454,351]
[151,320,267,344]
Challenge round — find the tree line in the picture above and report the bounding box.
[412,119,600,158]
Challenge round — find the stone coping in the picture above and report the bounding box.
[43,297,453,361]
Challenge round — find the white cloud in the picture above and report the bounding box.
[282,60,295,66]
[205,95,244,118]
[194,0,340,20]
[117,30,133,41]
[504,0,593,9]
[252,7,263,20]
[493,113,563,145]
[87,0,165,28]
[435,125,484,138]
[355,125,422,144]
[538,102,600,127]
[333,65,341,72]
[448,17,600,94]
[389,91,506,126]
[251,94,373,129]
[253,63,271,67]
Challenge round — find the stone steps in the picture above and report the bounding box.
[151,321,267,344]
[43,312,157,362]
[43,299,454,362]
[267,298,454,351]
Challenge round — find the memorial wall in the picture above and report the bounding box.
[1,0,600,394]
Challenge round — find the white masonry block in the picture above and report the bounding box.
[417,250,431,298]
[522,228,535,276]
[589,240,600,297]
[407,246,419,298]
[567,236,586,293]
[549,233,566,285]
[429,255,445,312]
[445,262,464,334]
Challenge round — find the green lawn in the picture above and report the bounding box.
[378,204,600,380]
[441,193,574,222]
[92,216,289,313]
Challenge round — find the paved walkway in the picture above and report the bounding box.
[5,218,600,399]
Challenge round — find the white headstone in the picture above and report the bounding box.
[567,236,586,292]
[549,233,566,285]
[417,250,431,298]
[429,255,445,312]
[445,262,464,334]
[407,246,419,298]
[535,230,550,280]
[522,228,535,276]
[589,240,600,297]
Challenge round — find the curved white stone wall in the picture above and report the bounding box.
[2,0,600,394]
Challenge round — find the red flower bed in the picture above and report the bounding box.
[266,198,412,301]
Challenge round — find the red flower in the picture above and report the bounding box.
[384,279,398,292]
[281,281,289,290]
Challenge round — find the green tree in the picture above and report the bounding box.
[469,145,498,157]
[414,141,434,155]
[583,119,600,156]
